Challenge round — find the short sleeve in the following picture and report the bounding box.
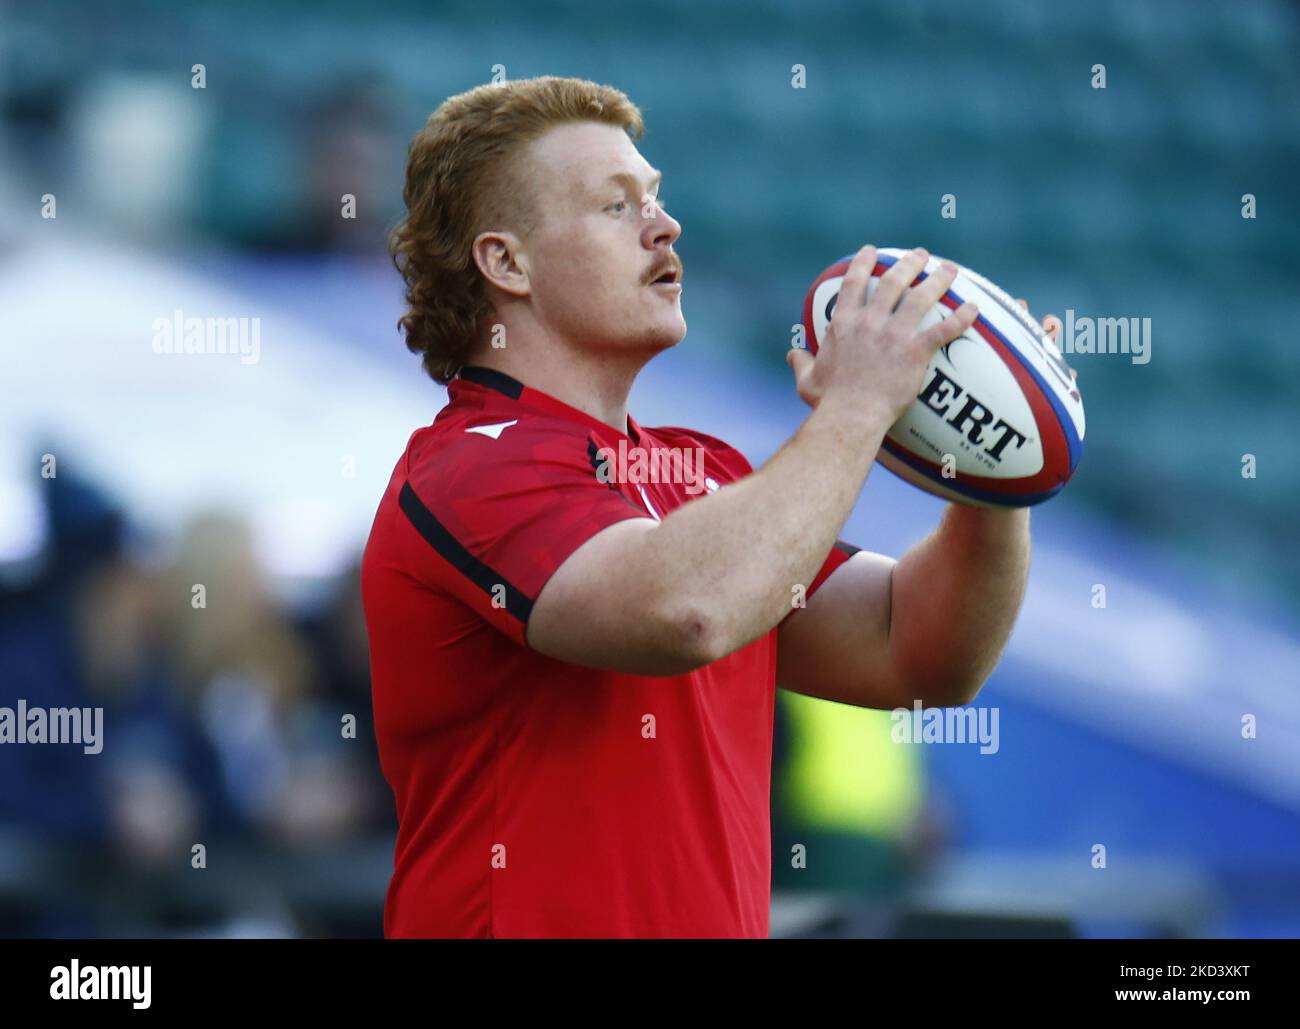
[788,540,862,620]
[397,428,653,646]
[811,541,861,596]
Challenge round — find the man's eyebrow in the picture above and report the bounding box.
[601,170,662,194]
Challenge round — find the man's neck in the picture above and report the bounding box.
[466,346,647,437]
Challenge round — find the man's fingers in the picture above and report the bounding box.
[1019,297,1063,342]
[870,247,929,316]
[836,244,878,312]
[897,259,959,324]
[786,346,815,378]
[918,301,978,353]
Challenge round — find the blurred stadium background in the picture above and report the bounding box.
[2,0,1298,938]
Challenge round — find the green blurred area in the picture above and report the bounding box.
[4,0,1298,607]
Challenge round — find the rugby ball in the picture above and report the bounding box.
[800,247,1085,508]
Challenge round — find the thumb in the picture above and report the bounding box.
[787,346,815,379]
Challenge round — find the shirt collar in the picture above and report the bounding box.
[454,365,642,444]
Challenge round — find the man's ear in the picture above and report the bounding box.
[472,231,530,299]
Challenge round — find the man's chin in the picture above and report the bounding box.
[617,323,685,357]
[651,315,688,350]
[594,318,687,359]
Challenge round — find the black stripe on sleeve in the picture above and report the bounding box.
[834,540,861,558]
[398,481,535,625]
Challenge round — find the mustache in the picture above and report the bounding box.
[643,256,684,285]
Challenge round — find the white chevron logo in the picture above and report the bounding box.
[464,420,518,439]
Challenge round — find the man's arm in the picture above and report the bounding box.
[527,247,978,675]
[775,295,1057,707]
[776,505,1030,709]
[526,396,881,675]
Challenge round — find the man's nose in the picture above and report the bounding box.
[643,204,681,248]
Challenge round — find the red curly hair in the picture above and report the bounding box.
[390,76,645,384]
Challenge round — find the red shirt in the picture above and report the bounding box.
[362,365,854,938]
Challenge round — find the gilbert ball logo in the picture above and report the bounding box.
[917,363,1028,464]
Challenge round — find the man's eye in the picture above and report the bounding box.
[608,200,628,213]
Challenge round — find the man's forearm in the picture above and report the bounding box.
[887,504,1031,705]
[644,393,887,660]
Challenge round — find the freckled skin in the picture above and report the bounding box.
[511,122,685,360]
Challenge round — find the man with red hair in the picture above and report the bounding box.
[363,75,1035,938]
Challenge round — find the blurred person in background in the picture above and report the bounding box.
[293,557,396,839]
[158,513,376,848]
[0,461,214,933]
[771,691,947,923]
[297,77,403,254]
[0,459,393,935]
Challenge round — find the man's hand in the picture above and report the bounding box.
[786,246,978,424]
[1017,297,1078,384]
